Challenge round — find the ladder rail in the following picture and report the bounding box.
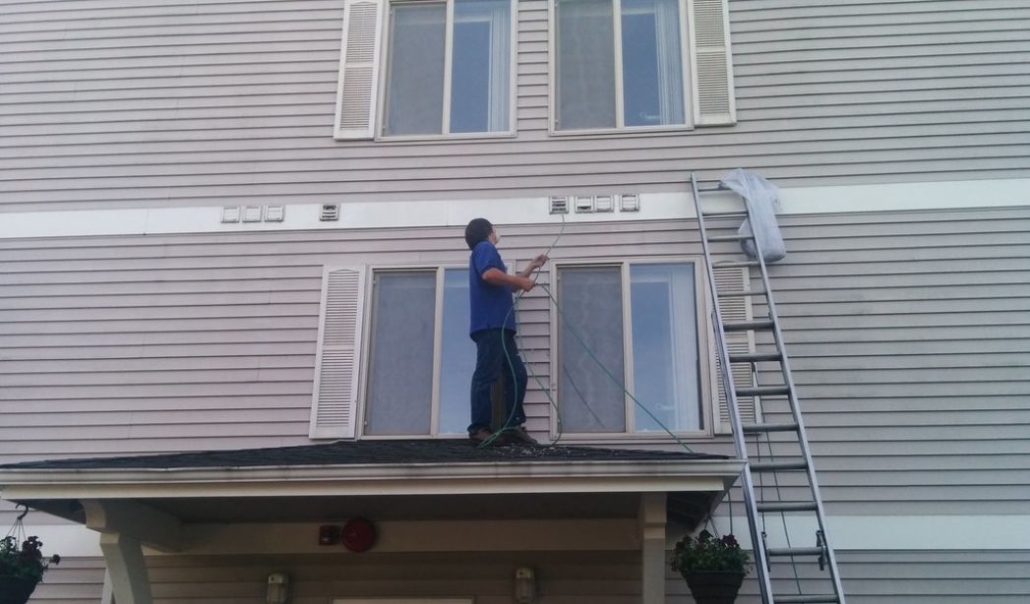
[691,172,847,604]
[745,190,849,601]
[690,174,775,604]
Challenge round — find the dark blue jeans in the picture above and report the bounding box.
[469,329,528,433]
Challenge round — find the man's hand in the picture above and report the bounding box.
[518,254,549,280]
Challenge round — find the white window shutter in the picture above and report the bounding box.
[310,266,367,439]
[688,0,736,126]
[333,0,385,140]
[713,266,755,434]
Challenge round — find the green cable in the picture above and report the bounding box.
[478,214,568,448]
[536,282,694,454]
[476,213,695,455]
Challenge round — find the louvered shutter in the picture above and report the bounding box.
[713,266,755,434]
[333,0,385,140]
[688,0,736,126]
[310,267,367,439]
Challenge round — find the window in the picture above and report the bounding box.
[550,0,735,133]
[334,0,514,139]
[363,268,475,436]
[556,0,684,131]
[555,261,704,434]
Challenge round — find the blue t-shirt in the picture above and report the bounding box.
[469,241,516,335]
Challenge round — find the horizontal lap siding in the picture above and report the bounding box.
[1,1,1029,211]
[144,551,640,603]
[2,206,1029,518]
[668,551,1030,604]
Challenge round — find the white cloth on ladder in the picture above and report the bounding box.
[720,168,787,263]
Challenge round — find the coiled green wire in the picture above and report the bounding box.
[477,214,693,454]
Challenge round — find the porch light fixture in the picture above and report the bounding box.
[266,572,290,604]
[514,567,537,604]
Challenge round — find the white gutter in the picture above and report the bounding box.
[0,459,744,500]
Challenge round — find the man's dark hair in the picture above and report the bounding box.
[464,218,493,250]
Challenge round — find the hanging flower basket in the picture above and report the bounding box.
[671,530,750,604]
[0,575,38,604]
[0,535,60,604]
[680,570,745,604]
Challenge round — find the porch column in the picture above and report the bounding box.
[640,492,667,604]
[100,532,153,604]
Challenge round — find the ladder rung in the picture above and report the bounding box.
[757,501,818,513]
[751,460,808,472]
[723,319,774,332]
[766,546,825,557]
[736,385,791,397]
[713,260,760,269]
[707,234,755,243]
[700,211,746,219]
[729,352,782,363]
[742,422,799,434]
[773,596,840,604]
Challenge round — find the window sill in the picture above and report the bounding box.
[548,124,695,138]
[371,131,517,144]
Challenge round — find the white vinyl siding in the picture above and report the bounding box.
[310,266,367,439]
[3,2,1028,210]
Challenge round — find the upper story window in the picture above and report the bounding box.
[333,0,733,140]
[334,0,514,140]
[384,0,512,136]
[555,0,686,131]
[551,0,735,133]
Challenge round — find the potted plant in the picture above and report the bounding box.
[0,535,61,604]
[671,530,750,604]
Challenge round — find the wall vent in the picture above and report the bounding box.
[321,204,341,222]
[574,196,594,213]
[549,196,569,214]
[619,194,640,212]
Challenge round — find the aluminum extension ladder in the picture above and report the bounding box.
[691,173,847,604]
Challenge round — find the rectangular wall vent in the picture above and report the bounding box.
[549,196,569,214]
[574,196,594,213]
[321,204,341,221]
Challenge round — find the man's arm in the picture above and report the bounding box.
[482,268,534,292]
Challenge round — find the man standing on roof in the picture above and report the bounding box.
[464,218,548,446]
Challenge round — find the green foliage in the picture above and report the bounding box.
[671,530,750,574]
[0,536,61,583]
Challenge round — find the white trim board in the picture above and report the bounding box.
[21,514,1030,559]
[0,178,1028,240]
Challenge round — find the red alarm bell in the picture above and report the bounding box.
[341,517,376,553]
